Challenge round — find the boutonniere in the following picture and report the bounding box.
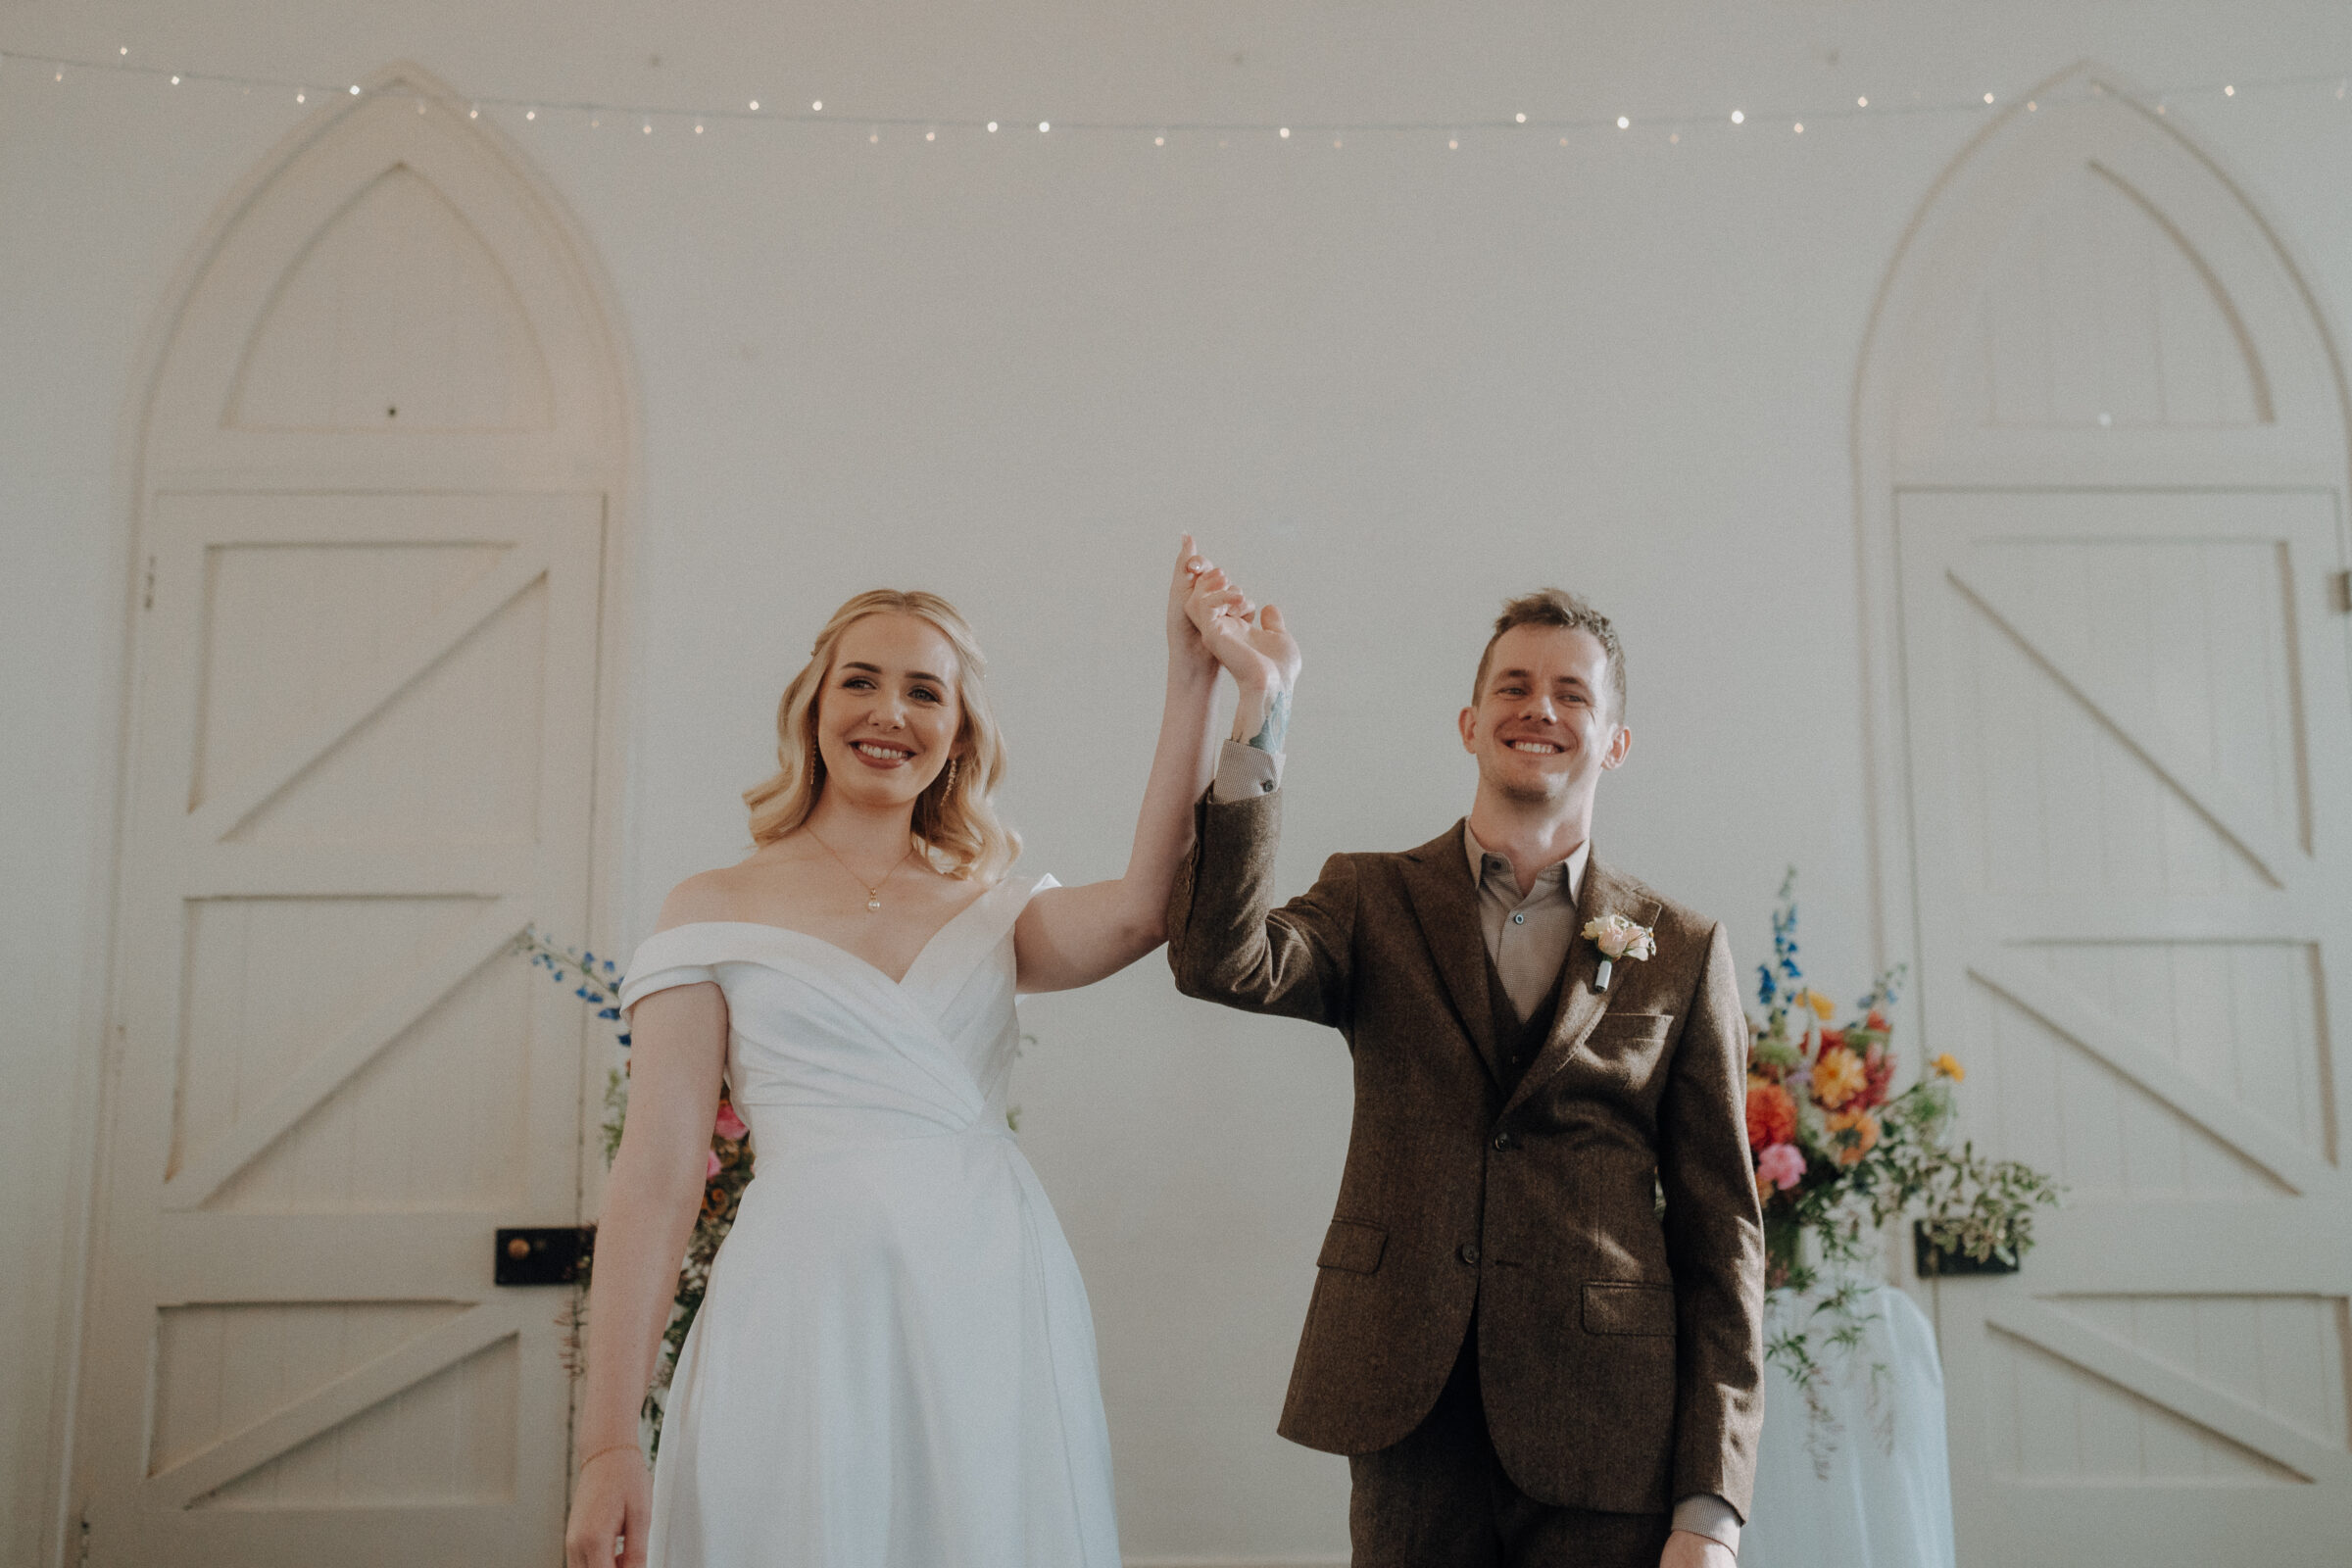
[1582,912,1657,992]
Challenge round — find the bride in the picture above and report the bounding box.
[565,539,1259,1568]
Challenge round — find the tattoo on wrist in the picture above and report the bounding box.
[1246,689,1291,754]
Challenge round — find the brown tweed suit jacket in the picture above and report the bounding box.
[1166,790,1766,1517]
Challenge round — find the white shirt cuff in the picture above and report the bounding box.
[1208,739,1282,803]
[1672,1493,1741,1555]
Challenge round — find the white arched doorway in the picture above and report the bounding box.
[71,64,632,1567]
[1855,64,2352,1566]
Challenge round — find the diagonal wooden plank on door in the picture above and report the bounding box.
[1969,951,2343,1199]
[1987,1298,2352,1487]
[183,541,552,846]
[140,1299,523,1509]
[161,898,527,1208]
[1945,566,2302,888]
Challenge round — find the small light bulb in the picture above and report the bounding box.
[1335,138,1344,148]
[1515,112,1526,123]
[2028,101,2037,112]
[869,130,878,142]
[925,129,936,140]
[1279,126,1289,138]
[987,121,998,132]
[1153,134,1164,145]
[1857,96,1868,108]
[1793,122,1803,133]
[1669,131,1679,143]
[1983,92,1994,104]
[120,46,127,55]
[642,122,652,133]
[525,108,534,120]
[350,84,361,95]
[695,122,704,133]
[1616,116,1629,129]
[1730,110,1744,124]
[2225,83,2235,97]
[469,106,478,118]
[296,91,306,103]
[1447,137,1458,149]
[56,70,64,81]
[592,118,600,127]
[1038,121,1049,132]
[749,100,760,111]
[811,100,822,112]
[171,75,179,85]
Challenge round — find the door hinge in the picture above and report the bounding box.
[2330,568,2352,614]
[141,555,156,612]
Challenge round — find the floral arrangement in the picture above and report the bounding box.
[518,927,753,1450]
[1745,871,2059,1466]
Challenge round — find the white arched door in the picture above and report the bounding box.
[1857,69,2352,1566]
[74,65,631,1567]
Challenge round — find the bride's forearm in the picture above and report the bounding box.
[1012,658,1219,990]
[574,1142,710,1451]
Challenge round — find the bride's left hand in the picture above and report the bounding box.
[1169,533,1248,677]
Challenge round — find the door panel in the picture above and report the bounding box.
[1897,488,2352,1566]
[83,491,601,1563]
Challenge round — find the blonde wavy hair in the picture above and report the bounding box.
[742,590,1018,881]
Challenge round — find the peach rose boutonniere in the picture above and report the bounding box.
[1582,911,1657,992]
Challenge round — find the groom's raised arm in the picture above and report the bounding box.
[1165,747,1356,1028]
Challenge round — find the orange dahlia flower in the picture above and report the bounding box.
[1746,1079,1797,1150]
[1812,1045,1867,1110]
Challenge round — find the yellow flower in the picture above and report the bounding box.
[1801,989,1837,1020]
[1812,1045,1866,1110]
[1931,1053,1965,1082]
[1828,1106,1881,1165]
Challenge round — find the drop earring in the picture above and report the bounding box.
[944,758,958,791]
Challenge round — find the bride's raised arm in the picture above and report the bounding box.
[1011,536,1255,992]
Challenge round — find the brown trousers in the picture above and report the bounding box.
[1348,1323,1672,1568]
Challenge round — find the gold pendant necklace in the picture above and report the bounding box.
[808,830,915,912]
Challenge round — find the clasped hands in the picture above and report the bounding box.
[1172,541,1301,744]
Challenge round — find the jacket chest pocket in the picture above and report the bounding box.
[1581,1011,1672,1065]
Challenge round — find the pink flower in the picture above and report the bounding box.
[1755,1142,1805,1193]
[706,1150,722,1180]
[714,1102,749,1141]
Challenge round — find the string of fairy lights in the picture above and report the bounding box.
[3,43,2348,152]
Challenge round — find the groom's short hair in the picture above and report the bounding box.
[1472,589,1627,720]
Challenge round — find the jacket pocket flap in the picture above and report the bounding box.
[1583,1281,1675,1336]
[1317,1220,1387,1274]
[1589,1012,1673,1042]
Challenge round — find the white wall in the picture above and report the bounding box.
[7,2,2351,1561]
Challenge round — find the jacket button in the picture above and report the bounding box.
[1493,1131,1513,1152]
[1458,1243,1481,1265]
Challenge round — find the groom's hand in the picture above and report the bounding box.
[1660,1528,1737,1568]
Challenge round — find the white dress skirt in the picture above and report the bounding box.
[617,875,1120,1568]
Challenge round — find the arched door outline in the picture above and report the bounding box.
[54,61,637,1568]
[1854,61,2352,1567]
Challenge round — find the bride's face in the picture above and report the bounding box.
[813,612,964,809]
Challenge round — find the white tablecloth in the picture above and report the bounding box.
[1742,1282,1956,1568]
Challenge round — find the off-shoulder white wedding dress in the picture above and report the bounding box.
[617,874,1120,1568]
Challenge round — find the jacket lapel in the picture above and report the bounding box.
[1501,853,1660,1116]
[1398,822,1505,1087]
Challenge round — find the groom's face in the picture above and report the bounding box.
[1457,625,1630,807]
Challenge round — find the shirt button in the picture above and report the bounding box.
[1493,1131,1513,1152]
[1511,912,1526,925]
[1458,1243,1482,1265]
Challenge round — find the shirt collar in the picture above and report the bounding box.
[1462,820,1589,905]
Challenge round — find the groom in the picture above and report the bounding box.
[1168,585,1763,1568]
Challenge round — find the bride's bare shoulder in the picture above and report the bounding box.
[654,852,803,934]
